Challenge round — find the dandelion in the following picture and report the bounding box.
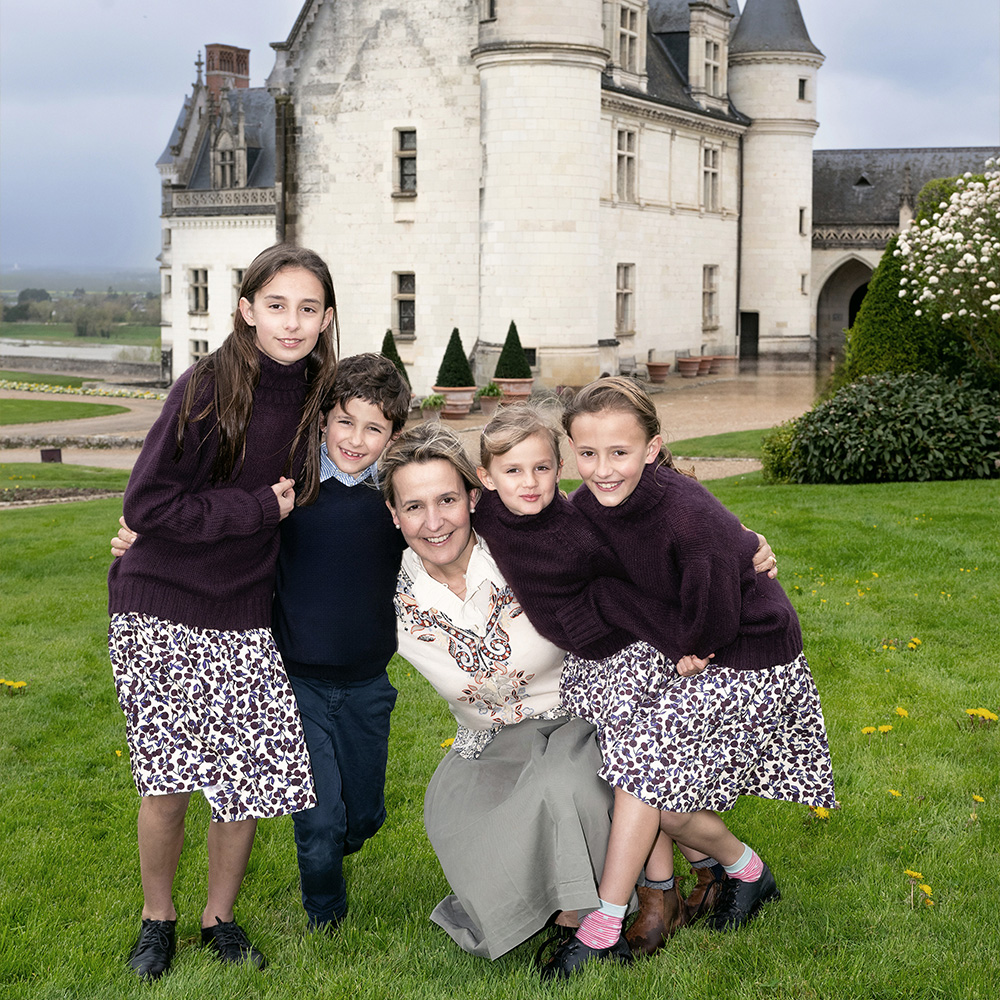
[895,707,909,718]
[879,724,893,733]
[115,750,123,757]
[972,794,985,803]
[440,737,455,749]
[890,789,902,797]
[811,806,830,819]
[904,870,923,879]
[861,726,876,734]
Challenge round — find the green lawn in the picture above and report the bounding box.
[0,398,130,426]
[0,370,90,387]
[0,322,161,347]
[0,471,997,999]
[669,428,769,459]
[0,462,130,497]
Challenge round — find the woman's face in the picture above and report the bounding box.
[387,459,478,573]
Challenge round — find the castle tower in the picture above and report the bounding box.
[727,0,823,362]
[473,0,608,385]
[204,43,250,101]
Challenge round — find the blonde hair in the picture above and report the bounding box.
[480,402,562,469]
[380,421,480,507]
[562,376,691,475]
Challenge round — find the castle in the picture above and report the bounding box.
[156,0,998,388]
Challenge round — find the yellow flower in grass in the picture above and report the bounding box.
[115,750,123,757]
[811,806,830,819]
[895,707,909,718]
[903,870,923,879]
[440,737,455,749]
[924,898,934,907]
[889,789,902,797]
[861,726,876,734]
[918,884,932,897]
[972,794,985,803]
[879,724,892,733]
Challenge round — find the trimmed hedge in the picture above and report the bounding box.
[494,320,532,379]
[778,372,1000,484]
[380,328,411,387]
[434,328,475,387]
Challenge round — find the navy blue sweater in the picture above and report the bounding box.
[272,475,406,682]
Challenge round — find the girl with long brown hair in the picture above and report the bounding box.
[108,244,338,980]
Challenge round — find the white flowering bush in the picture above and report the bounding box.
[0,379,166,400]
[896,161,1000,382]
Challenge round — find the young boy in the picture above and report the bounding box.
[111,353,410,936]
[270,353,410,930]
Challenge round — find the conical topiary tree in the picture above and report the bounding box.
[435,327,475,387]
[380,328,411,387]
[494,320,532,379]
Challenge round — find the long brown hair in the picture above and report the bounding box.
[175,244,340,505]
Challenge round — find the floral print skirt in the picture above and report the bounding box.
[109,612,316,822]
[560,641,835,813]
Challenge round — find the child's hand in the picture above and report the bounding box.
[676,653,714,677]
[272,477,296,520]
[111,515,137,558]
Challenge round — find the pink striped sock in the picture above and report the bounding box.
[575,910,623,950]
[727,849,764,882]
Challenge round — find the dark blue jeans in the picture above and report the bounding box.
[289,672,397,926]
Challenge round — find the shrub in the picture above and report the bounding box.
[494,320,532,379]
[788,372,1000,484]
[380,328,411,387]
[476,381,502,398]
[434,328,474,387]
[760,419,799,484]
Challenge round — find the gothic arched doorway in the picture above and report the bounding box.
[816,258,873,368]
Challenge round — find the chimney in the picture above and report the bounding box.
[204,44,250,101]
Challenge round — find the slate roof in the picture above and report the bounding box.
[812,147,999,224]
[730,0,821,55]
[648,0,741,34]
[157,99,193,167]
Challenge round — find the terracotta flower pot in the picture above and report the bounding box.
[493,376,533,405]
[676,357,701,379]
[478,395,501,418]
[432,385,477,419]
[646,361,672,384]
[697,356,714,375]
[709,354,738,375]
[421,407,442,422]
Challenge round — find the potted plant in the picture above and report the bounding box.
[432,327,477,418]
[380,328,411,388]
[420,392,445,421]
[476,381,503,418]
[645,356,671,383]
[493,320,533,403]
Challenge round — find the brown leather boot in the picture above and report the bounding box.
[684,864,727,922]
[625,884,688,957]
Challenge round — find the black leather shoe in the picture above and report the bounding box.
[708,862,781,931]
[201,917,267,968]
[128,918,176,980]
[539,934,632,981]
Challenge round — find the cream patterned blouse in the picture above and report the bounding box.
[394,538,567,758]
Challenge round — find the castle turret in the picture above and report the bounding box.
[728,0,823,362]
[473,0,608,385]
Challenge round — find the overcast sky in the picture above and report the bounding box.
[1,0,997,271]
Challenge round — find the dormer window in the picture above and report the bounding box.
[218,149,235,189]
[705,40,721,97]
[619,4,639,72]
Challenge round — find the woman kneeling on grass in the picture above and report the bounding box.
[107,244,338,980]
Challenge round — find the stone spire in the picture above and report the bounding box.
[730,0,822,55]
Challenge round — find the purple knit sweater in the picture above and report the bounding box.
[107,353,309,630]
[472,488,694,660]
[569,463,802,670]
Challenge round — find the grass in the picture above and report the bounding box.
[0,462,131,496]
[668,428,769,459]
[0,399,130,426]
[0,323,161,347]
[1,468,998,998]
[0,370,89,387]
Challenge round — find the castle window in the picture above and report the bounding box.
[395,129,417,194]
[702,265,719,329]
[189,269,208,314]
[394,272,416,339]
[798,77,808,100]
[799,207,807,235]
[616,129,637,202]
[616,264,635,335]
[704,40,721,97]
[480,0,497,20]
[801,273,809,295]
[162,274,172,296]
[218,149,235,189]
[190,339,210,361]
[162,229,171,248]
[618,4,640,73]
[702,146,719,211]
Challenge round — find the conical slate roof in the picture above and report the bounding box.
[730,0,821,55]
